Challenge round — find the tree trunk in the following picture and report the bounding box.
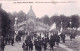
[0,15,2,51]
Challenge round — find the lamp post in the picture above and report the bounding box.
[69,19,72,33]
[14,17,18,35]
[60,20,63,32]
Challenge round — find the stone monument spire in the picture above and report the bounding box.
[27,5,36,18]
[30,5,32,9]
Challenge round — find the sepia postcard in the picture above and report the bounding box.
[0,0,80,51]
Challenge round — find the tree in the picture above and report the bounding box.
[0,8,12,38]
[71,15,79,28]
[59,15,70,28]
[40,15,50,26]
[17,11,26,23]
[0,4,12,51]
[50,15,59,26]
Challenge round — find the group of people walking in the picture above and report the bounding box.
[0,31,76,51]
[22,31,69,51]
[1,34,14,51]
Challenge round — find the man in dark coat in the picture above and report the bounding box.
[11,37,14,46]
[16,35,19,42]
[25,39,29,51]
[34,38,38,51]
[22,42,26,51]
[70,33,73,41]
[60,33,66,43]
[49,36,55,51]
[28,40,33,51]
[37,39,42,51]
[55,35,60,47]
[70,32,76,41]
[1,40,5,51]
[7,35,11,45]
[42,38,47,51]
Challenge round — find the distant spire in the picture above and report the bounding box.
[30,5,32,9]
[27,5,36,18]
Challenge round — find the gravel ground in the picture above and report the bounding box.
[63,36,80,51]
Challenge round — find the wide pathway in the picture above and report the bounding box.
[5,42,73,51]
[5,35,75,51]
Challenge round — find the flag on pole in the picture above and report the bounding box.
[49,22,56,31]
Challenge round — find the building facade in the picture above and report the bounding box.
[17,6,50,32]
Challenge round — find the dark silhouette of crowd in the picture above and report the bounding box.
[21,31,67,51]
[0,31,76,51]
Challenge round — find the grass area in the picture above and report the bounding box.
[63,38,80,51]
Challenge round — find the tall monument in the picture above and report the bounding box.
[26,6,36,32]
[27,5,36,18]
[18,6,50,32]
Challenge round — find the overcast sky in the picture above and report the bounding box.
[0,0,80,18]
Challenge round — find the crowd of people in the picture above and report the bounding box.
[0,31,76,51]
[21,31,76,51]
[1,34,14,51]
